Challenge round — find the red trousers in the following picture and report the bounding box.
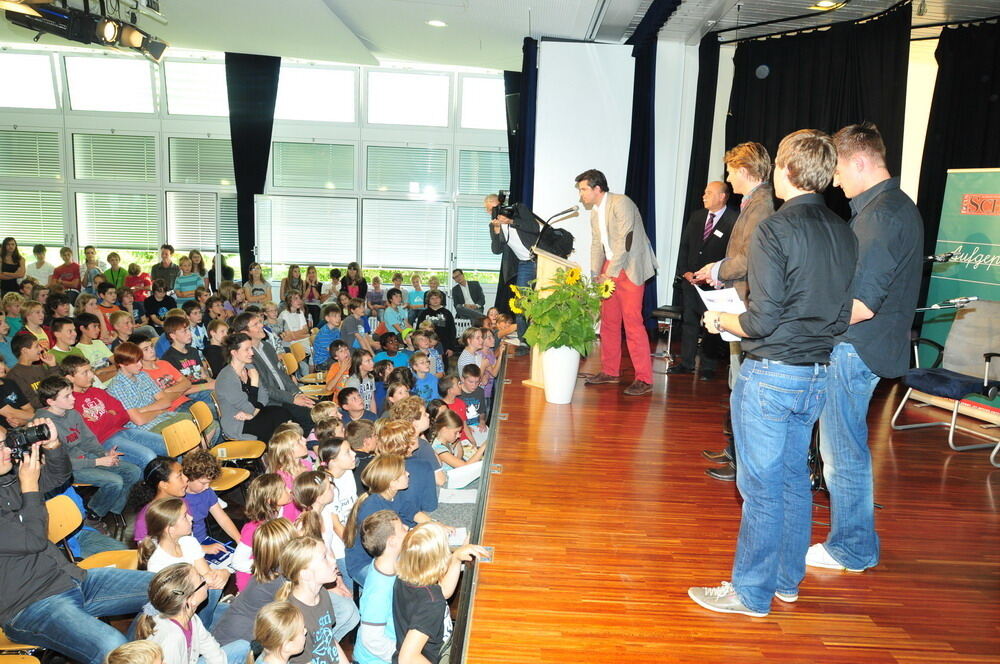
[599,261,652,383]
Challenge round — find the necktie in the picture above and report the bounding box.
[702,212,716,242]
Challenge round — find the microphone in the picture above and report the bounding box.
[930,296,979,309]
[547,205,579,223]
[925,251,954,263]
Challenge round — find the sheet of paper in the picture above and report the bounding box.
[439,488,478,504]
[696,287,747,342]
[448,527,468,547]
[446,460,484,489]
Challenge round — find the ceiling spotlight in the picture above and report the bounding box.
[426,19,447,27]
[119,24,144,48]
[0,1,41,17]
[809,0,846,9]
[95,17,120,43]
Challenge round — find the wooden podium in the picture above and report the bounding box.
[523,248,581,389]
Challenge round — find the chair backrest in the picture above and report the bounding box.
[943,300,1000,380]
[189,400,214,435]
[161,418,202,457]
[290,341,307,364]
[280,352,297,376]
[45,494,83,544]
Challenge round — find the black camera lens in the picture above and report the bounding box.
[6,424,50,463]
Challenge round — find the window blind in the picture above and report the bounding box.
[76,192,159,249]
[169,137,234,185]
[366,145,447,195]
[0,190,64,245]
[458,149,510,196]
[362,199,448,269]
[0,130,61,180]
[272,142,355,190]
[255,195,358,265]
[166,191,240,253]
[73,133,156,182]
[218,196,239,253]
[455,206,500,272]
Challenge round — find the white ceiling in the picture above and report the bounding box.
[0,0,996,68]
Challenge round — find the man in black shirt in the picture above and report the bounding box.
[689,129,857,618]
[486,195,540,347]
[807,123,923,574]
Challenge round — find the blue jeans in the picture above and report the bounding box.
[818,343,881,570]
[730,358,828,614]
[328,590,360,642]
[104,427,168,469]
[515,259,536,341]
[2,568,153,664]
[73,461,143,516]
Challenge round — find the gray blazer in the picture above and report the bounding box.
[215,364,270,440]
[251,341,301,407]
[589,193,658,285]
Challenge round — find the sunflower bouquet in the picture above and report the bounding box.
[509,266,615,355]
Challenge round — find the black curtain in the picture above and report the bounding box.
[505,38,538,208]
[676,32,721,306]
[225,53,281,277]
[916,21,1000,260]
[726,1,911,219]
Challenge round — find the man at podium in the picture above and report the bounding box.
[575,169,657,397]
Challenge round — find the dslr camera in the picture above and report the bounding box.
[490,190,518,221]
[5,423,51,464]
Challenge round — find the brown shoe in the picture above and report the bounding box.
[585,372,621,385]
[623,380,652,396]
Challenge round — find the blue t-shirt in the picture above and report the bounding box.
[185,488,219,542]
[373,350,412,368]
[154,334,170,359]
[413,373,437,403]
[313,324,342,366]
[341,409,378,426]
[393,456,438,522]
[383,306,408,334]
[406,290,425,309]
[354,561,397,664]
[346,492,418,582]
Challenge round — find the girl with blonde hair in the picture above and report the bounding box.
[232,474,293,592]
[105,640,163,664]
[249,601,306,664]
[393,523,487,664]
[266,425,314,521]
[274,538,348,664]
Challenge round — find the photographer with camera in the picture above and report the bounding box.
[0,418,152,664]
[485,191,540,351]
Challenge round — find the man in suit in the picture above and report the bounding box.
[671,181,737,380]
[451,268,486,324]
[576,169,658,397]
[486,194,540,350]
[229,311,315,434]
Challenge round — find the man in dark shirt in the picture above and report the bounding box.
[807,123,923,574]
[689,129,857,618]
[149,243,180,292]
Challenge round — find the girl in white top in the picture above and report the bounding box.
[251,601,307,664]
[277,289,311,355]
[134,563,227,664]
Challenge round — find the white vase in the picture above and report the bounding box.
[541,345,581,404]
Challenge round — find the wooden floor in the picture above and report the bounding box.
[464,343,1000,663]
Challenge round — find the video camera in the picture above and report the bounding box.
[5,423,51,464]
[490,190,518,221]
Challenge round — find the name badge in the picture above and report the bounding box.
[713,229,724,238]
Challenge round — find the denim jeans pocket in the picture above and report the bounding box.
[842,351,879,397]
[757,382,805,422]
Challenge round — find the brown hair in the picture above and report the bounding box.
[775,129,837,193]
[832,121,886,166]
[374,419,415,456]
[251,517,297,583]
[345,419,375,450]
[138,497,188,569]
[245,473,288,523]
[292,470,331,541]
[181,450,221,482]
[134,563,200,639]
[724,141,772,182]
[429,408,463,443]
[361,509,402,558]
[343,455,406,549]
[384,396,425,425]
[162,315,189,342]
[252,601,305,659]
[113,341,143,366]
[274,536,327,601]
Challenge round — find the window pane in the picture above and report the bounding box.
[0,130,61,180]
[366,146,446,195]
[461,77,507,130]
[256,195,358,264]
[456,206,500,271]
[218,196,240,254]
[458,150,509,196]
[275,67,355,123]
[0,190,64,245]
[362,199,448,268]
[0,53,56,109]
[65,57,154,113]
[272,142,354,190]
[164,61,229,116]
[367,71,449,127]
[169,137,234,185]
[76,192,159,249]
[73,134,157,182]
[166,191,217,251]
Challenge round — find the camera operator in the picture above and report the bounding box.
[0,419,152,664]
[485,192,540,351]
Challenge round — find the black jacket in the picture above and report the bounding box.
[451,280,485,308]
[489,203,540,284]
[676,206,738,275]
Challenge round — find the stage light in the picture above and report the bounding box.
[96,17,120,43]
[808,1,846,9]
[426,19,447,27]
[0,1,41,17]
[120,23,144,48]
[117,23,168,61]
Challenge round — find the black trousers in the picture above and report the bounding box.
[680,281,726,371]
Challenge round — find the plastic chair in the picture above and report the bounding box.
[161,419,203,458]
[290,341,308,365]
[0,655,42,664]
[280,352,298,376]
[190,400,266,464]
[211,467,251,492]
[891,300,1000,464]
[44,496,140,570]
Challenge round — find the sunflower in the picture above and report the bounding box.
[564,267,581,285]
[509,284,522,298]
[509,297,523,314]
[599,279,616,299]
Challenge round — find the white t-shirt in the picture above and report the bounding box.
[25,261,54,286]
[279,309,309,333]
[321,471,358,559]
[146,535,205,572]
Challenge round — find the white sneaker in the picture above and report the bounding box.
[688,581,768,617]
[805,543,864,572]
[774,590,798,603]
